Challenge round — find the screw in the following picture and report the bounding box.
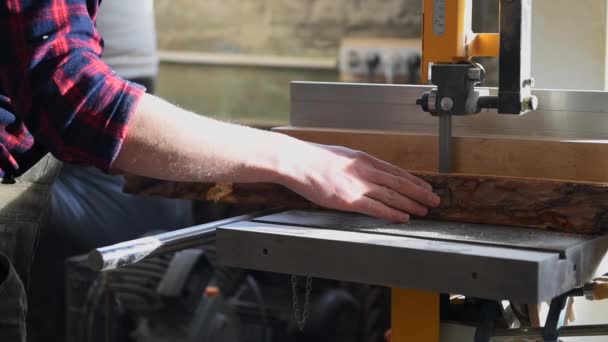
[467,67,483,81]
[440,97,454,111]
[522,78,535,88]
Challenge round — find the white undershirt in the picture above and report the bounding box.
[96,0,159,79]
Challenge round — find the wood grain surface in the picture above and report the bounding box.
[273,127,608,183]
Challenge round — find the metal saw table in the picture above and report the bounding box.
[217,209,608,304]
[216,209,608,341]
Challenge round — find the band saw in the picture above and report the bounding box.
[90,0,608,341]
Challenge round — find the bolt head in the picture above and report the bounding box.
[467,68,483,81]
[522,78,535,88]
[440,97,454,111]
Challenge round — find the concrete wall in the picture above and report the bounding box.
[154,0,427,124]
[155,0,422,57]
[532,0,608,90]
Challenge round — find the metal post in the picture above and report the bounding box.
[543,294,570,342]
[392,288,440,342]
[88,210,276,272]
[498,0,534,114]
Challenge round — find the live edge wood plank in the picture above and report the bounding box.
[124,173,608,235]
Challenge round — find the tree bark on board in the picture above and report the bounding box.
[123,173,608,235]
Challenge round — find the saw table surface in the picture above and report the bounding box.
[217,209,608,303]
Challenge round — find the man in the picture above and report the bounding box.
[0,1,440,341]
[49,0,194,249]
[27,2,194,340]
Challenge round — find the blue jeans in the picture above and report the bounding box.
[27,163,194,342]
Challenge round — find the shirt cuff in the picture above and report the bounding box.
[101,79,146,171]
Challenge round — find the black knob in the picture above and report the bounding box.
[417,93,430,112]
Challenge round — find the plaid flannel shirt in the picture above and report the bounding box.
[0,0,144,177]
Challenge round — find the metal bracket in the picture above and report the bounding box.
[474,301,501,342]
[542,294,571,342]
[428,63,486,117]
[498,0,537,114]
[415,63,490,172]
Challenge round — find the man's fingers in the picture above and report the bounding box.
[368,169,440,208]
[365,184,429,217]
[360,153,433,191]
[349,196,410,223]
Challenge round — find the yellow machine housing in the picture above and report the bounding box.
[421,0,499,83]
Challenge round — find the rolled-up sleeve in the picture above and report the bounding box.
[2,0,145,171]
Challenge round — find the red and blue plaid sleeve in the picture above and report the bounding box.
[0,0,145,173]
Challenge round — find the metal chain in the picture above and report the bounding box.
[291,275,313,331]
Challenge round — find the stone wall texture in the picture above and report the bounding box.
[154,0,422,57]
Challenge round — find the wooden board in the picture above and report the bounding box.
[124,172,608,235]
[421,173,608,235]
[123,176,308,208]
[123,128,608,235]
[273,127,608,183]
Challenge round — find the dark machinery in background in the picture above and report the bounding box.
[66,221,390,342]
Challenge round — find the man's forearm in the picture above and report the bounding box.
[114,94,292,184]
[115,94,440,222]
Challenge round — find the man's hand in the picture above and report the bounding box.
[276,143,440,222]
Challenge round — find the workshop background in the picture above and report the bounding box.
[28,1,608,342]
[150,2,608,342]
[154,0,498,126]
